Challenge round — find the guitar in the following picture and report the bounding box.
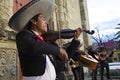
[79,54,98,69]
[69,54,98,70]
[98,49,116,61]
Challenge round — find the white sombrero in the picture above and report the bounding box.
[8,0,55,31]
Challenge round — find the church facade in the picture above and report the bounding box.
[0,0,91,80]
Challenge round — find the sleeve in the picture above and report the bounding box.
[66,39,80,58]
[109,51,114,57]
[72,50,85,61]
[16,30,60,57]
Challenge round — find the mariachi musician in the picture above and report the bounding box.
[98,47,113,80]
[69,43,85,80]
[87,45,99,80]
[8,0,68,80]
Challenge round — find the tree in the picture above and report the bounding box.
[115,24,120,48]
[92,28,115,49]
[114,31,120,49]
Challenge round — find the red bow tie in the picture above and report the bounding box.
[36,35,44,42]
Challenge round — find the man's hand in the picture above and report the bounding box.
[59,48,69,62]
[74,28,82,40]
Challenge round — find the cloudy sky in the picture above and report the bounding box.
[86,0,120,38]
[87,0,120,26]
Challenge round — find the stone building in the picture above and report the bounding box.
[0,0,91,80]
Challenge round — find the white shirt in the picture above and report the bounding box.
[23,55,56,80]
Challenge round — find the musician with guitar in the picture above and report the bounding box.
[98,47,115,80]
[70,43,85,80]
[87,45,99,80]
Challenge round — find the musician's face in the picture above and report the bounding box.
[99,51,106,54]
[37,14,48,33]
[31,13,48,35]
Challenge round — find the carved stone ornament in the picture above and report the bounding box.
[0,48,18,80]
[0,0,12,19]
[0,16,9,40]
[0,16,8,29]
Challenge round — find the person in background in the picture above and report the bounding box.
[87,45,99,80]
[70,43,85,80]
[8,0,68,80]
[98,47,111,80]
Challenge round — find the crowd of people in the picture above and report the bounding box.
[8,0,115,80]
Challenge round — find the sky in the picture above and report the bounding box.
[87,0,120,28]
[86,0,120,39]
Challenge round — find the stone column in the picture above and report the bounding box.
[0,0,19,80]
[79,0,92,49]
[79,0,91,75]
[55,1,74,80]
[56,0,67,30]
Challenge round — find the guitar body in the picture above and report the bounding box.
[94,54,99,60]
[79,55,98,70]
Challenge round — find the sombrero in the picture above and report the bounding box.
[8,0,55,31]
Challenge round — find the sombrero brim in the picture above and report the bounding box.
[8,0,55,31]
